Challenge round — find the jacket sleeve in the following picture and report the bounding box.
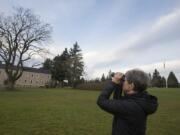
[97,84,132,115]
[113,84,122,100]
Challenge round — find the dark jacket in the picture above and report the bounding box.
[111,81,123,100]
[97,82,158,135]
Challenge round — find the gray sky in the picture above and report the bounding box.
[0,0,180,81]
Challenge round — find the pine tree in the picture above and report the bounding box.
[148,73,152,87]
[51,48,71,87]
[101,73,106,82]
[61,48,71,82]
[151,69,162,87]
[43,58,53,70]
[69,42,84,87]
[160,76,166,87]
[167,71,179,88]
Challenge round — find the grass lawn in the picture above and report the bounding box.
[0,88,179,135]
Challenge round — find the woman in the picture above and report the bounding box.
[97,69,158,135]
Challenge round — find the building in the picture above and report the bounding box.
[0,64,51,88]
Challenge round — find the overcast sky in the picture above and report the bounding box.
[1,0,180,81]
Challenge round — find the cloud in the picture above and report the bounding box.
[10,0,97,23]
[98,9,180,66]
[83,8,180,69]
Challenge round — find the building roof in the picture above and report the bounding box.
[0,64,51,74]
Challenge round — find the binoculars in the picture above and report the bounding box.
[111,72,125,83]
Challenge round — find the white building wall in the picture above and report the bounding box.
[0,69,51,87]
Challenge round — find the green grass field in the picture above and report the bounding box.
[0,88,179,135]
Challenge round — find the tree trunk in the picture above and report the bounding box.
[6,79,15,90]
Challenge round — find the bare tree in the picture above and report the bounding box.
[0,7,52,89]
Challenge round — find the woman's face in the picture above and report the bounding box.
[123,78,134,93]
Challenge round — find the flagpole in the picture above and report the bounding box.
[164,62,168,88]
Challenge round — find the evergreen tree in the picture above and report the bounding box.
[44,43,85,88]
[148,73,152,87]
[69,42,84,87]
[51,48,71,87]
[101,73,106,82]
[167,71,179,88]
[151,69,162,87]
[61,48,72,82]
[160,76,166,87]
[43,58,53,70]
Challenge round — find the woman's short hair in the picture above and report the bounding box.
[125,69,150,92]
